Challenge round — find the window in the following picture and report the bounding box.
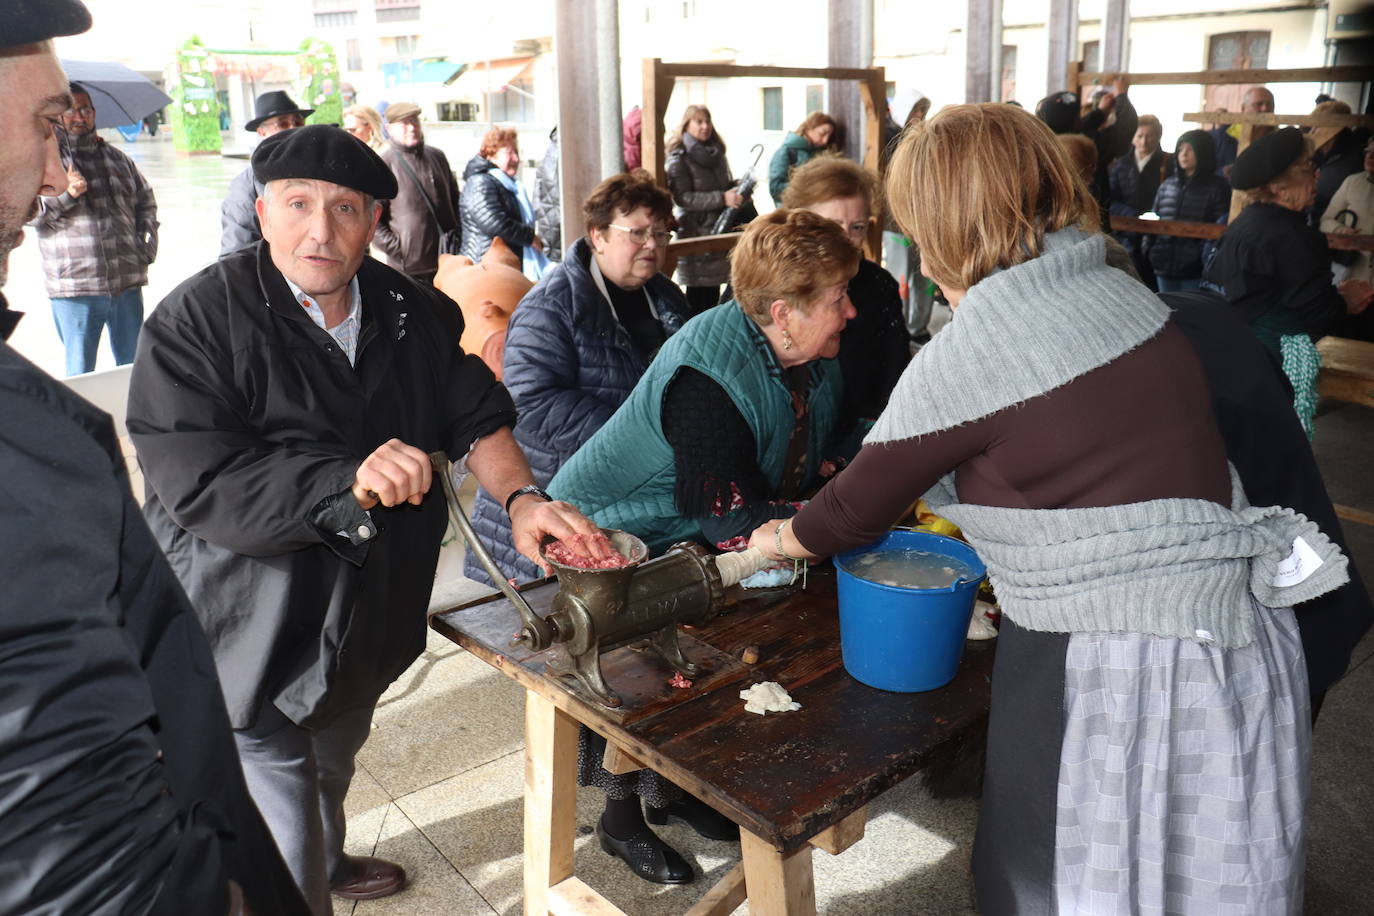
[376,0,420,21]
[805,84,824,114]
[1000,45,1017,103]
[386,35,419,58]
[1204,31,1270,118]
[346,39,362,71]
[314,11,356,26]
[1081,40,1100,75]
[762,86,783,130]
[488,77,534,123]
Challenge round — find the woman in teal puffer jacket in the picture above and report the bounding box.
[768,110,836,202]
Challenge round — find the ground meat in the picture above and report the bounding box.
[668,672,693,689]
[544,534,633,569]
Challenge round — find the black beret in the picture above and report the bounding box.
[1230,127,1306,191]
[252,124,398,200]
[1036,91,1080,135]
[1,0,91,49]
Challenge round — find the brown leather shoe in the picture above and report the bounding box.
[330,855,406,900]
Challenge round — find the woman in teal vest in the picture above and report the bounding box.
[548,208,859,885]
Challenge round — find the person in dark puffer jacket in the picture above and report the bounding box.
[1146,130,1230,292]
[534,126,562,262]
[459,125,542,273]
[464,171,688,585]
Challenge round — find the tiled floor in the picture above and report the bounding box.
[339,406,1374,915]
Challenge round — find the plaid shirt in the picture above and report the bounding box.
[287,276,363,366]
[29,134,158,298]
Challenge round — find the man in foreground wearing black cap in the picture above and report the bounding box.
[128,123,606,913]
[219,89,314,257]
[1,2,308,914]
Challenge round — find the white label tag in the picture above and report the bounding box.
[1273,536,1323,588]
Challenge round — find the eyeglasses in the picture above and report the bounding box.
[67,105,95,118]
[608,224,673,246]
[52,123,72,171]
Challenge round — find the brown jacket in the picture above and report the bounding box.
[376,141,461,277]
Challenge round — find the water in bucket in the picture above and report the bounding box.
[835,530,986,692]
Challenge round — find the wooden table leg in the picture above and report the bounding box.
[740,829,816,916]
[524,691,578,916]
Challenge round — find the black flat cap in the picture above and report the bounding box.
[245,90,315,131]
[252,124,398,200]
[1230,127,1306,191]
[1,0,91,50]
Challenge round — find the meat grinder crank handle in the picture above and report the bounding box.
[427,452,557,650]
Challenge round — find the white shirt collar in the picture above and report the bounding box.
[284,275,362,329]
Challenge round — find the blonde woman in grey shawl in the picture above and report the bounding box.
[750,103,1350,915]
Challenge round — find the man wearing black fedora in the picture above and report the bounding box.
[219,90,314,257]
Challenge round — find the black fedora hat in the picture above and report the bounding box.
[245,90,314,132]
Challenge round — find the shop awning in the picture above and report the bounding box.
[445,59,534,101]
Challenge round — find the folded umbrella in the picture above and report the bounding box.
[60,59,173,129]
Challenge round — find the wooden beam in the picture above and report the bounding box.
[809,806,867,855]
[1335,505,1374,528]
[1080,66,1373,88]
[547,877,628,916]
[659,62,878,81]
[1108,215,1374,251]
[668,231,743,257]
[828,0,870,164]
[642,58,674,188]
[1183,111,1374,129]
[601,740,647,775]
[684,864,748,916]
[858,71,886,259]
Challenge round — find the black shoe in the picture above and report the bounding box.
[646,796,740,842]
[596,817,694,885]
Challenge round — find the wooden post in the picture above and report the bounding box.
[555,1,603,255]
[965,0,995,103]
[523,693,579,916]
[740,829,817,915]
[1046,0,1078,96]
[828,0,872,163]
[858,71,886,259]
[641,58,674,187]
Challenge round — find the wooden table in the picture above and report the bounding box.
[1318,336,1374,410]
[430,565,995,915]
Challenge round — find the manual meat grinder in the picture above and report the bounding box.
[432,454,771,707]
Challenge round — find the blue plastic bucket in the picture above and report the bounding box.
[835,530,987,692]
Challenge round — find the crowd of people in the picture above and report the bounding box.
[3,1,1374,914]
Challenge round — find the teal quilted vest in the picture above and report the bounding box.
[548,302,842,553]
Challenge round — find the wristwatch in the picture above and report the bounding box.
[504,484,552,516]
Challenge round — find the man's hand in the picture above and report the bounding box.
[66,167,87,198]
[508,496,608,573]
[723,189,744,209]
[352,438,432,509]
[1339,279,1374,315]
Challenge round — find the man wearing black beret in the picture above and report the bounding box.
[1,2,308,914]
[128,123,606,912]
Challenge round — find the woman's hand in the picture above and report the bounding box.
[749,518,788,562]
[723,189,743,209]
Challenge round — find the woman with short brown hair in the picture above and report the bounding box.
[548,209,859,885]
[460,125,546,276]
[753,104,1342,914]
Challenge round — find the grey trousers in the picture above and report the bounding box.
[234,701,376,916]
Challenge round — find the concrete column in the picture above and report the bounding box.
[555,0,602,250]
[989,0,1004,102]
[1101,0,1129,73]
[965,0,994,103]
[1046,0,1078,96]
[595,0,623,177]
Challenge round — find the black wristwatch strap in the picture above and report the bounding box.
[505,484,552,516]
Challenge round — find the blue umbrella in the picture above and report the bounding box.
[60,59,173,129]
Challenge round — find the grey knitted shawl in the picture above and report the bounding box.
[866,228,1350,646]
